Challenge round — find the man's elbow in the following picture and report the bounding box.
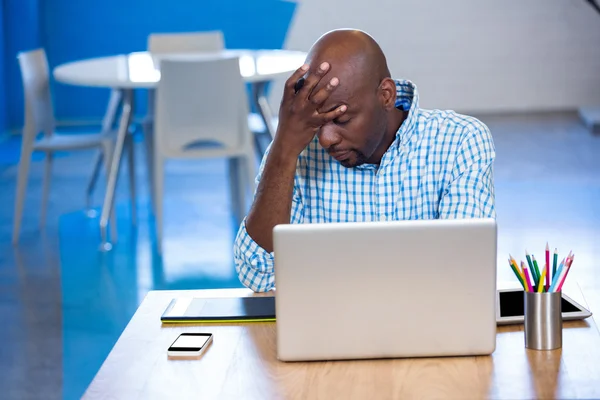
[234,259,275,293]
[238,271,275,293]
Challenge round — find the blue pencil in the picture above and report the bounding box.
[550,257,566,292]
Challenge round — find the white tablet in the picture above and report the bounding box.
[496,287,593,325]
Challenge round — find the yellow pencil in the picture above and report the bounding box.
[537,266,547,293]
[509,255,524,280]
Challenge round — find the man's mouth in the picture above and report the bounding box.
[329,150,351,161]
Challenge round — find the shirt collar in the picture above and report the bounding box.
[393,79,419,147]
[352,79,419,171]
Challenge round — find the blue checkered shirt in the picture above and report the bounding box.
[234,79,495,292]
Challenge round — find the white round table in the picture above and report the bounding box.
[53,50,307,87]
[53,49,307,250]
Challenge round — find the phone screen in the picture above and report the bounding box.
[169,334,211,351]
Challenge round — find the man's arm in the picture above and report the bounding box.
[244,61,346,253]
[438,120,496,219]
[244,143,299,253]
[234,61,347,292]
[233,153,305,292]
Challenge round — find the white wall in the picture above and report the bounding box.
[271,0,600,114]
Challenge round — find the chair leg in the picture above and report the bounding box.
[228,157,244,227]
[126,136,137,226]
[40,152,54,229]
[86,150,104,215]
[102,141,118,242]
[12,134,34,245]
[153,153,164,254]
[143,122,155,214]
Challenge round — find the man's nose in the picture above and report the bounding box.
[317,123,342,150]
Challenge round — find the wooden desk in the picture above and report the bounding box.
[83,288,600,400]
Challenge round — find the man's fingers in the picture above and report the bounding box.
[284,64,310,96]
[317,104,347,124]
[298,62,330,98]
[309,77,339,105]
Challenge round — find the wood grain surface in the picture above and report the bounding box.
[83,286,600,400]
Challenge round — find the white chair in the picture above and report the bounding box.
[143,31,225,133]
[153,57,257,253]
[13,48,136,244]
[147,31,224,54]
[143,31,226,202]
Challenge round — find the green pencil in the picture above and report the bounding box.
[508,259,526,290]
[525,251,536,281]
[552,248,558,279]
[531,255,542,287]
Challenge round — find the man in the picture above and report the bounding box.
[234,29,495,292]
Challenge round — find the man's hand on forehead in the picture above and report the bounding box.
[274,61,347,157]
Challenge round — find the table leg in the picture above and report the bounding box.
[99,88,134,251]
[143,89,156,215]
[252,81,277,151]
[87,89,123,217]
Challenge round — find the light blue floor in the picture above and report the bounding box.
[1,112,600,399]
[57,161,247,400]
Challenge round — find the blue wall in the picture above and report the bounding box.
[0,1,6,134]
[4,0,295,129]
[4,0,43,132]
[9,0,294,127]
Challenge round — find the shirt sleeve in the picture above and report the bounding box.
[438,119,496,219]
[233,151,305,292]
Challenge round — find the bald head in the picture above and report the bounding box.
[307,29,390,95]
[295,29,403,168]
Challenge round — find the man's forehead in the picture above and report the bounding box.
[305,61,348,98]
[311,69,371,113]
[317,83,354,113]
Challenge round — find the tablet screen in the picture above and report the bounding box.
[499,290,582,317]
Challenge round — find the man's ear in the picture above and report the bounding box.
[378,78,396,110]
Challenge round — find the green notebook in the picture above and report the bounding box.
[161,296,276,323]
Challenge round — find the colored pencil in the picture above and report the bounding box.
[509,254,519,269]
[550,255,574,292]
[550,265,569,292]
[531,255,541,287]
[566,254,575,268]
[508,259,526,290]
[552,248,558,284]
[526,255,538,285]
[509,255,524,279]
[510,255,526,284]
[525,251,535,273]
[545,243,550,291]
[522,262,533,292]
[556,260,574,292]
[537,266,547,293]
[550,257,566,290]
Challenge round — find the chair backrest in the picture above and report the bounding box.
[147,31,224,54]
[17,49,55,139]
[154,57,251,155]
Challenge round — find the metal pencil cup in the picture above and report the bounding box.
[524,291,562,350]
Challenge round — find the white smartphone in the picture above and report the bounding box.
[167,333,213,358]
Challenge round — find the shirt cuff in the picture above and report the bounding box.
[233,219,276,292]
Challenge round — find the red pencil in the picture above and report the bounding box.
[545,243,550,291]
[556,256,575,292]
[522,261,533,292]
[566,254,575,268]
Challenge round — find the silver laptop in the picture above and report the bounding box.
[272,218,497,361]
